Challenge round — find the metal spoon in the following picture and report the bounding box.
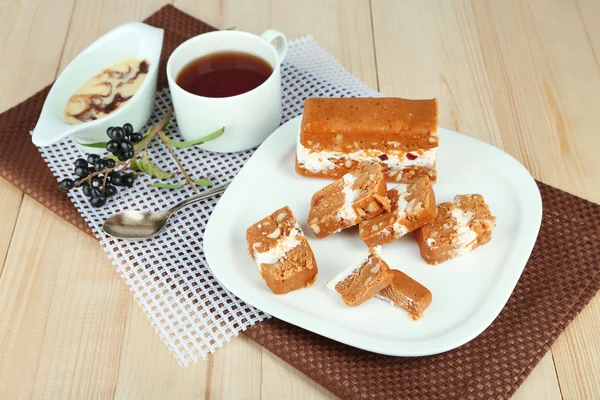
[102,183,229,240]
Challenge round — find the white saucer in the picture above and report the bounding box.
[204,115,542,356]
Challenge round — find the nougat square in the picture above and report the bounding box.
[359,175,436,247]
[376,270,432,320]
[414,194,496,265]
[246,206,318,294]
[327,254,393,307]
[307,163,390,239]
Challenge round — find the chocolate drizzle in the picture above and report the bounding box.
[72,93,132,122]
[139,60,149,74]
[65,59,149,124]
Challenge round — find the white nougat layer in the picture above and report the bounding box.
[450,209,477,256]
[326,261,363,291]
[336,173,358,223]
[296,129,437,174]
[253,224,303,265]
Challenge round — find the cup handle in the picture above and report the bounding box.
[260,29,288,64]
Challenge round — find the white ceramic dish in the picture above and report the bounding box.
[32,22,163,150]
[204,116,542,356]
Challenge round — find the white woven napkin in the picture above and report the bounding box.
[39,36,379,366]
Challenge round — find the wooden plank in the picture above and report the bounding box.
[114,297,262,399]
[207,335,263,399]
[371,0,504,148]
[173,0,270,33]
[471,0,600,202]
[0,0,76,277]
[174,0,378,88]
[113,298,208,399]
[261,348,339,399]
[576,0,600,70]
[553,2,600,395]
[0,179,23,275]
[512,353,562,400]
[268,0,378,89]
[470,1,600,397]
[0,0,75,111]
[0,1,83,396]
[0,196,130,398]
[57,0,172,73]
[552,297,600,399]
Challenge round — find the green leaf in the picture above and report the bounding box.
[151,182,186,189]
[129,156,142,172]
[161,128,224,149]
[76,140,107,149]
[138,151,174,179]
[151,178,213,190]
[194,179,213,186]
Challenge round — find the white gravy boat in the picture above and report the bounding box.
[32,22,164,150]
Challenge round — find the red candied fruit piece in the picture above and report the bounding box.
[406,153,417,160]
[378,154,389,161]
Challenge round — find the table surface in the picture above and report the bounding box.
[1,0,599,399]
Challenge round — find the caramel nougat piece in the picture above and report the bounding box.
[246,206,318,294]
[327,254,393,307]
[414,194,496,265]
[307,163,390,239]
[359,175,436,247]
[296,97,438,182]
[376,270,432,320]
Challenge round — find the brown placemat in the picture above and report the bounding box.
[1,5,598,399]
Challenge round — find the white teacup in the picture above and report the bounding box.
[166,29,288,153]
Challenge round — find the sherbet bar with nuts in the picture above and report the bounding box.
[327,253,393,307]
[246,206,318,294]
[307,163,390,239]
[414,194,496,265]
[296,97,439,182]
[359,175,436,247]
[376,269,432,320]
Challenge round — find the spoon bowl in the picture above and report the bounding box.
[103,211,171,240]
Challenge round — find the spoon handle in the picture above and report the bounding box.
[170,183,230,214]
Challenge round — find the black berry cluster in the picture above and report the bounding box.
[105,123,143,161]
[58,123,138,208]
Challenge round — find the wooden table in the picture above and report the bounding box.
[1,1,598,398]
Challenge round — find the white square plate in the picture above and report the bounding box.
[204,116,542,356]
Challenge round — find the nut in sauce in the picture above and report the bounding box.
[64,58,149,124]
